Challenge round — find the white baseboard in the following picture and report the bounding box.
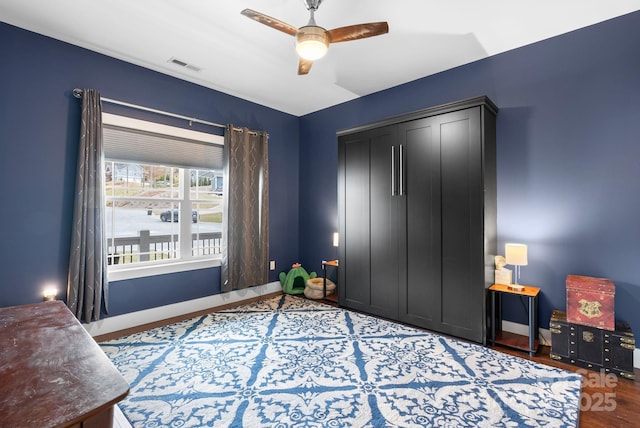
[501,321,639,369]
[83,281,282,337]
[501,320,553,347]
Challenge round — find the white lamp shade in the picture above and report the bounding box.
[505,243,528,266]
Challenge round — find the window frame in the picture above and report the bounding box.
[102,114,224,282]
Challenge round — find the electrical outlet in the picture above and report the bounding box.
[269,260,276,271]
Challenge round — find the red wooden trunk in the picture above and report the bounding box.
[566,275,615,330]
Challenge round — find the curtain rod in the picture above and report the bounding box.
[73,88,225,129]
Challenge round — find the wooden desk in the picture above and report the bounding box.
[0,301,129,427]
[489,283,540,357]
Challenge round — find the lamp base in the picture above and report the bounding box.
[508,283,525,292]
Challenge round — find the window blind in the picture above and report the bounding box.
[102,117,223,170]
[103,125,223,170]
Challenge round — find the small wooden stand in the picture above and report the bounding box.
[489,283,540,357]
[321,259,339,303]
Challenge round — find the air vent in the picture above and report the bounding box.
[168,57,202,72]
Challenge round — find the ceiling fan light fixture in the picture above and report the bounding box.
[242,4,388,74]
[295,26,329,60]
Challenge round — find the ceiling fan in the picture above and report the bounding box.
[241,0,389,75]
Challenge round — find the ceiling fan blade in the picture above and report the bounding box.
[327,22,389,43]
[298,58,314,75]
[241,8,298,36]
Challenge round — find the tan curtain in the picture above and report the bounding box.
[221,125,269,291]
[67,89,108,322]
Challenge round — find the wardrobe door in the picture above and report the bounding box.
[338,126,399,318]
[398,107,487,342]
[398,117,442,328]
[437,106,485,343]
[338,132,371,311]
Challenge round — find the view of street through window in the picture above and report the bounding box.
[105,163,223,264]
[105,205,222,238]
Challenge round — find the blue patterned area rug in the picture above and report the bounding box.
[101,295,581,427]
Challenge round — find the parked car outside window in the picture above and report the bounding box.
[160,209,198,223]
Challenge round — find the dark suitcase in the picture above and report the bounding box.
[550,310,635,380]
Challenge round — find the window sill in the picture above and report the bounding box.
[108,257,221,282]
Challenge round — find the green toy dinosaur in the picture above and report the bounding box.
[279,263,317,294]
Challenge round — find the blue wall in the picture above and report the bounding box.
[2,11,640,335]
[298,11,640,332]
[0,22,299,316]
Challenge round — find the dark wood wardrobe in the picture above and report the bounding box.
[337,96,497,343]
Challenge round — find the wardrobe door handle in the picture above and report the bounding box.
[399,144,404,196]
[391,145,396,196]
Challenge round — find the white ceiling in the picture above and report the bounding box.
[2,0,640,116]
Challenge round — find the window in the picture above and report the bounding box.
[102,113,224,280]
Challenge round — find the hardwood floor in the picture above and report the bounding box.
[492,345,640,428]
[96,294,639,427]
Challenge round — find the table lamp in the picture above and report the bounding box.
[505,243,528,291]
